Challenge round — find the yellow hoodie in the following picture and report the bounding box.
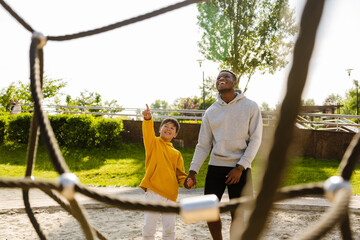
[139,118,187,202]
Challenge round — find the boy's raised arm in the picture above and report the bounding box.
[142,104,152,120]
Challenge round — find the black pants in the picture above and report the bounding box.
[204,165,251,200]
[204,165,252,218]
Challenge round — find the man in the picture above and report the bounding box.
[9,99,15,114]
[184,70,263,240]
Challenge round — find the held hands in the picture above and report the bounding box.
[186,178,194,189]
[142,104,152,120]
[184,171,198,189]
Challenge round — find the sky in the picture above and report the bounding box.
[1,0,360,109]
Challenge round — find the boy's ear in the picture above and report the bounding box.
[174,132,178,138]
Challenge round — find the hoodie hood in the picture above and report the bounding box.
[216,89,245,106]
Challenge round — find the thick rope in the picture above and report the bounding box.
[0,178,326,214]
[221,182,324,213]
[339,132,360,181]
[293,188,352,240]
[68,198,96,240]
[23,189,46,240]
[30,37,96,239]
[22,49,45,240]
[46,0,202,41]
[75,184,179,213]
[41,188,108,240]
[340,212,353,240]
[232,1,326,239]
[0,0,34,33]
[29,37,69,174]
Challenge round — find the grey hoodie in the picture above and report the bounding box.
[189,91,263,173]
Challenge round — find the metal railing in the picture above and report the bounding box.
[19,105,360,132]
[21,104,205,120]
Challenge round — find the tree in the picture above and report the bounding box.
[0,82,16,112]
[341,88,358,115]
[66,90,122,114]
[15,77,67,105]
[151,99,169,110]
[301,99,315,106]
[260,102,272,111]
[199,76,218,109]
[0,77,66,112]
[67,90,102,112]
[197,0,297,92]
[74,90,102,107]
[323,93,342,106]
[173,97,201,110]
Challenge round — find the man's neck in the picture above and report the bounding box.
[220,90,237,103]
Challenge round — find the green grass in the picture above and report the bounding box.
[1,142,360,195]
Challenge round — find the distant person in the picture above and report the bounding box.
[184,70,263,240]
[9,99,15,114]
[139,104,192,240]
[10,100,21,115]
[13,100,21,115]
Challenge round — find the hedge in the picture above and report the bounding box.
[3,113,124,148]
[94,118,123,148]
[0,116,7,144]
[7,113,32,143]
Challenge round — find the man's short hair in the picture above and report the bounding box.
[219,69,237,82]
[160,118,180,133]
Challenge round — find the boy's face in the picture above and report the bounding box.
[159,122,178,142]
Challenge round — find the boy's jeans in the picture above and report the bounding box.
[142,189,176,240]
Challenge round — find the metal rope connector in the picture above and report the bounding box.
[58,173,79,200]
[324,176,352,202]
[32,31,47,49]
[180,194,219,223]
[23,176,35,181]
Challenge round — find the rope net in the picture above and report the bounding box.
[0,0,358,239]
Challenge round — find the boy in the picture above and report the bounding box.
[140,104,192,240]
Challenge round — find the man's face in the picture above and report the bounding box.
[159,122,178,142]
[216,72,237,93]
[10,100,14,104]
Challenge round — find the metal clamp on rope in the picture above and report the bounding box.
[23,176,35,181]
[58,173,79,200]
[32,31,47,49]
[324,176,352,203]
[180,194,219,223]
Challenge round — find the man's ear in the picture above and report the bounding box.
[233,80,238,87]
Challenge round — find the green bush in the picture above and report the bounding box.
[49,114,69,146]
[2,113,124,148]
[94,118,123,148]
[61,114,96,148]
[7,113,32,143]
[0,116,8,144]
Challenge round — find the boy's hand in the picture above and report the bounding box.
[142,104,152,120]
[186,178,194,189]
[184,171,197,189]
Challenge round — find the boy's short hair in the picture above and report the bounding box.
[160,118,180,133]
[219,69,237,82]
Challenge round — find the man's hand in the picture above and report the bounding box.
[225,165,244,185]
[142,104,152,120]
[184,170,198,189]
